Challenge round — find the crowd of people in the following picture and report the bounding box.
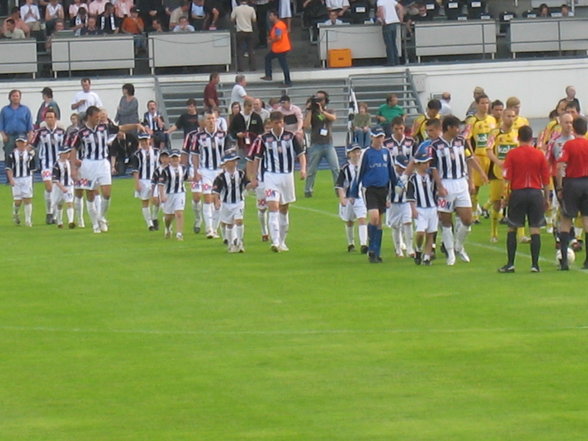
[3,77,588,271]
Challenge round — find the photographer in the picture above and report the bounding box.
[303,90,339,198]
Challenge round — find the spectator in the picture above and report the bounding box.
[231,0,257,72]
[303,90,338,197]
[4,7,30,37]
[165,98,201,139]
[122,6,146,54]
[204,0,225,30]
[326,0,350,17]
[0,90,34,156]
[260,10,293,87]
[151,17,165,31]
[110,131,139,175]
[561,4,573,17]
[143,100,169,149]
[190,0,206,30]
[164,0,182,27]
[3,19,26,39]
[228,102,242,128]
[352,102,372,148]
[71,6,89,35]
[439,91,452,116]
[279,0,293,31]
[20,0,42,32]
[81,14,104,33]
[268,97,280,111]
[203,72,220,112]
[71,78,104,117]
[255,0,270,48]
[45,0,65,35]
[231,74,252,106]
[278,95,304,143]
[376,93,404,135]
[377,0,403,66]
[115,83,140,126]
[323,9,344,24]
[36,87,61,128]
[538,3,550,17]
[137,0,163,29]
[114,0,135,18]
[564,85,581,113]
[229,97,264,155]
[303,0,328,35]
[465,86,484,117]
[89,0,109,16]
[253,98,270,121]
[173,15,195,30]
[169,0,190,28]
[98,2,121,33]
[69,0,85,20]
[46,19,66,52]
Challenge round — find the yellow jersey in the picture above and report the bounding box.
[512,115,529,131]
[411,113,440,143]
[487,126,518,180]
[464,114,497,156]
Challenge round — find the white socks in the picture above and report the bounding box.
[358,224,367,246]
[346,225,354,245]
[455,222,470,252]
[24,203,32,224]
[87,199,98,228]
[392,227,402,254]
[279,212,289,246]
[268,211,280,246]
[142,207,152,227]
[258,209,268,236]
[100,197,110,221]
[150,204,159,222]
[192,200,202,226]
[235,224,244,242]
[203,202,213,233]
[75,196,84,226]
[442,226,454,253]
[66,207,74,224]
[403,223,414,255]
[44,190,52,215]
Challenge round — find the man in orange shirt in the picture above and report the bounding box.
[260,10,292,87]
[121,7,146,55]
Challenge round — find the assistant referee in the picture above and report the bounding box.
[499,125,550,273]
[556,117,588,270]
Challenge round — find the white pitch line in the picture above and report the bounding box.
[1,324,588,337]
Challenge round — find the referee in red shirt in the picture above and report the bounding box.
[499,125,550,273]
[556,117,588,270]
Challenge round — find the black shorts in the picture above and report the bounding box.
[562,177,588,218]
[507,188,546,229]
[364,186,388,214]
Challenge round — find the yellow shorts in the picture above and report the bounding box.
[489,179,504,202]
[473,155,490,187]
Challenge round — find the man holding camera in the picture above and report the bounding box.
[303,91,338,198]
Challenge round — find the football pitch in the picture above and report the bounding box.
[1,171,588,441]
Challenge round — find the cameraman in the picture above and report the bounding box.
[303,90,338,198]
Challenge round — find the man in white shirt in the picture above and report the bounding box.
[231,0,256,72]
[230,74,253,106]
[376,0,403,66]
[326,0,350,17]
[20,0,41,31]
[70,78,104,118]
[323,9,344,24]
[89,0,108,17]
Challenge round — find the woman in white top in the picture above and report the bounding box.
[46,0,65,34]
[20,0,42,31]
[114,0,135,18]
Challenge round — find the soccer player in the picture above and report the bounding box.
[387,154,413,258]
[410,99,441,144]
[186,111,229,239]
[150,149,170,229]
[407,148,437,266]
[51,145,75,229]
[31,108,66,225]
[385,116,417,161]
[486,107,518,242]
[5,135,35,227]
[250,111,307,252]
[498,126,550,273]
[506,96,529,131]
[431,116,486,265]
[351,127,397,263]
[212,153,252,253]
[490,99,504,127]
[158,150,190,241]
[335,143,368,254]
[556,117,588,270]
[463,93,496,224]
[130,132,160,231]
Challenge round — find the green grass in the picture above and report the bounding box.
[1,172,588,441]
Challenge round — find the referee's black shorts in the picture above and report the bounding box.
[562,177,588,218]
[507,188,546,229]
[364,186,388,214]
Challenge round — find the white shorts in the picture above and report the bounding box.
[339,198,367,222]
[12,176,33,200]
[52,185,74,206]
[386,202,412,228]
[199,168,221,195]
[163,192,186,214]
[134,179,153,200]
[79,159,111,190]
[264,172,296,205]
[415,206,439,233]
[41,168,53,182]
[437,178,471,213]
[220,201,245,224]
[255,182,267,210]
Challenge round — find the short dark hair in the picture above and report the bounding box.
[442,115,461,131]
[491,99,504,109]
[209,72,219,82]
[425,118,441,129]
[8,89,20,99]
[427,99,442,111]
[518,125,533,143]
[122,83,135,96]
[270,111,284,121]
[186,98,198,107]
[391,116,404,127]
[44,108,57,117]
[86,106,101,117]
[5,18,15,25]
[573,117,588,136]
[566,101,580,112]
[475,93,489,104]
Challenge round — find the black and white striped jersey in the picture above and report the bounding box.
[384,135,417,160]
[32,126,66,170]
[142,111,166,133]
[130,148,159,180]
[406,171,437,208]
[71,122,119,161]
[52,160,74,187]
[335,162,360,198]
[187,129,228,170]
[212,169,249,203]
[5,149,36,178]
[429,136,472,180]
[151,164,166,187]
[252,129,303,174]
[158,165,189,194]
